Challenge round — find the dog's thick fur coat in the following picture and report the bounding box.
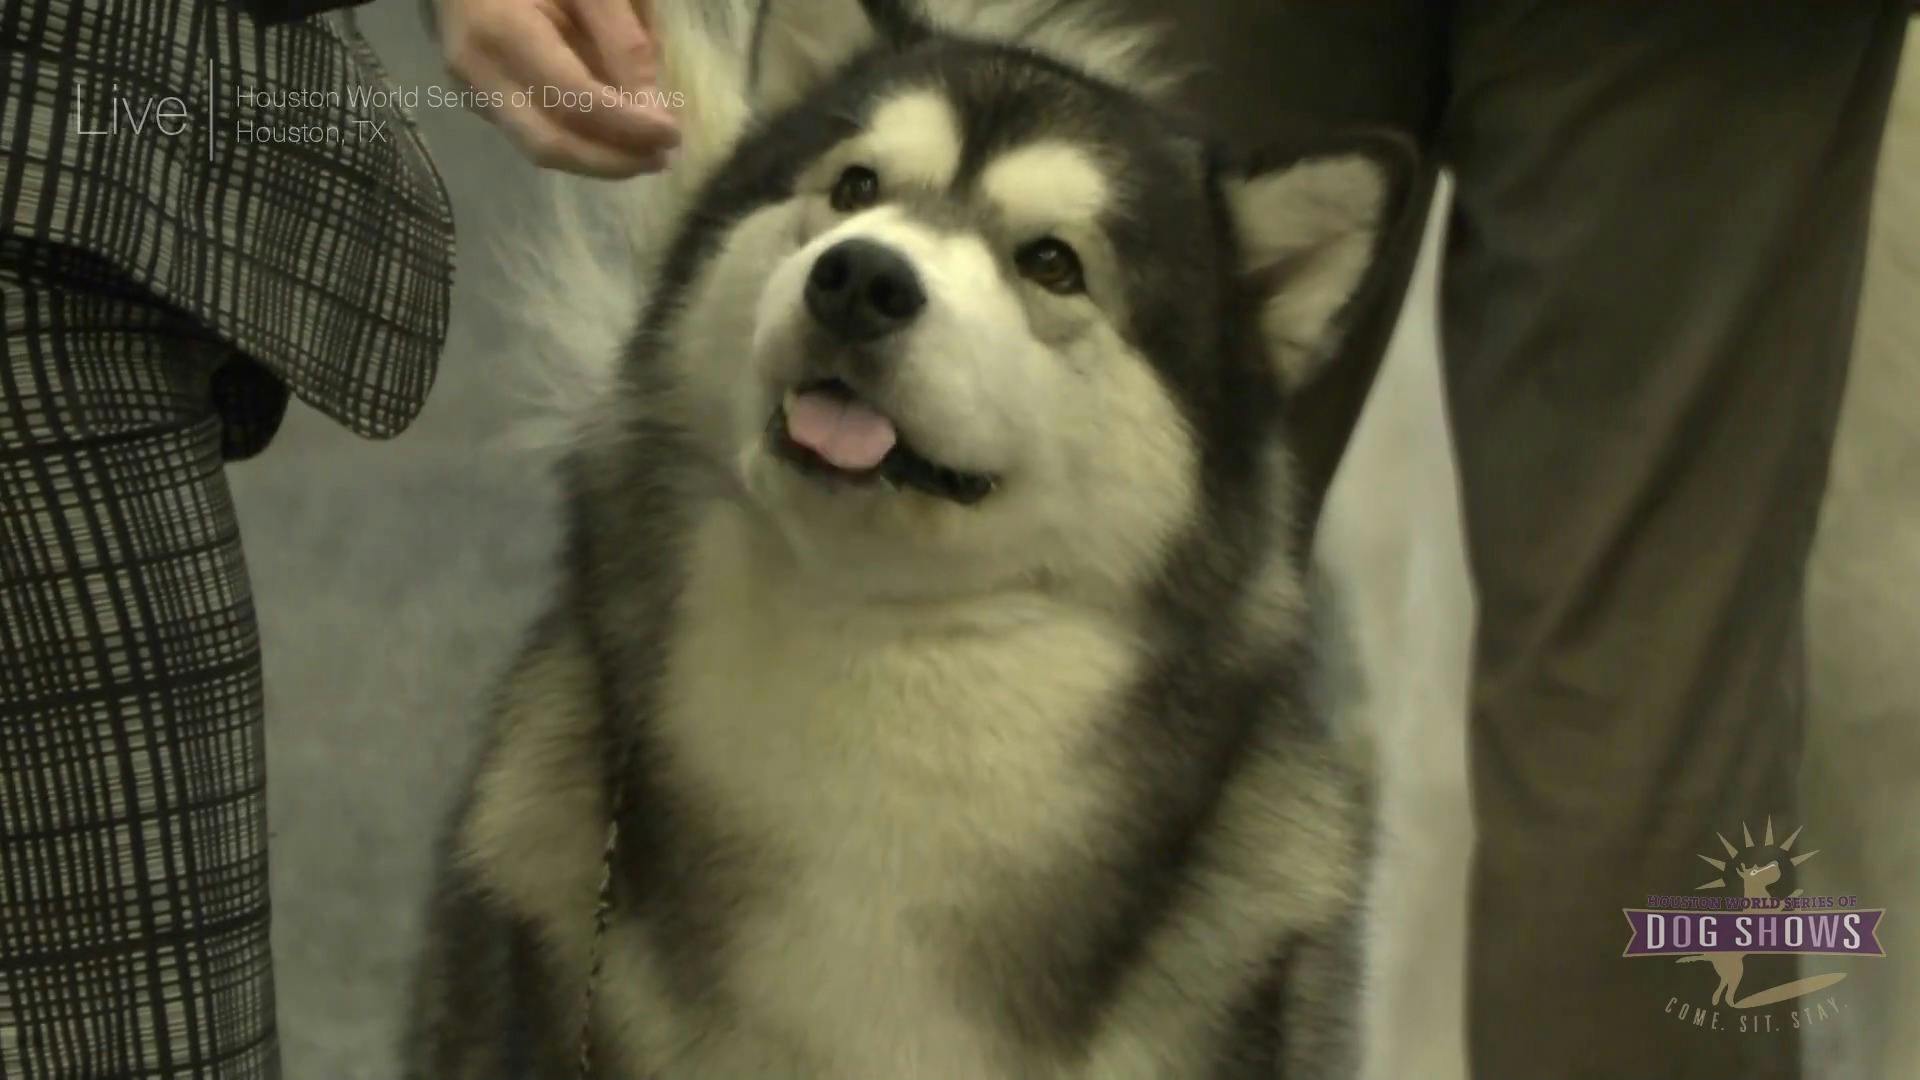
[405,2,1411,1076]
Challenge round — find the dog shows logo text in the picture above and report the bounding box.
[1623,819,1886,1034]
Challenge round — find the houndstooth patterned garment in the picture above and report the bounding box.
[1,0,452,1076]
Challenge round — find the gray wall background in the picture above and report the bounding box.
[230,5,1919,1078]
[230,4,561,1075]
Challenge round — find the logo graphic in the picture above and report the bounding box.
[1623,818,1886,1033]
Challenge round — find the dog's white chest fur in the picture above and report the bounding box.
[650,505,1140,1076]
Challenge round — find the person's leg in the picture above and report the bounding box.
[1437,4,1909,1077]
[1107,0,1453,537]
[0,261,277,1076]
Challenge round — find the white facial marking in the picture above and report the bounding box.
[865,90,965,189]
[658,200,810,464]
[981,141,1112,236]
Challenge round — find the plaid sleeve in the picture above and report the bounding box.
[1,0,455,441]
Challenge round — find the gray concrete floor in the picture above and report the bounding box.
[231,7,1919,1078]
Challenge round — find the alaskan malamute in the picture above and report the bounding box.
[407,1,1412,1075]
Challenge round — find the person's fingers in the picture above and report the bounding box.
[488,100,672,177]
[449,40,668,176]
[486,13,680,156]
[568,0,664,104]
[557,0,680,143]
[442,0,679,171]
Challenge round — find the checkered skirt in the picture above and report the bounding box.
[2,1,452,1075]
[1,259,275,1079]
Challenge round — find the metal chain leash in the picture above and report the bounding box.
[575,804,624,1079]
[577,721,647,1080]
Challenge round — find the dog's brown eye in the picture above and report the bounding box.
[830,165,881,212]
[1016,238,1085,295]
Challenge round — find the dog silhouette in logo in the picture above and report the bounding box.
[1680,821,1846,1008]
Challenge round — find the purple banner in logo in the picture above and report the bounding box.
[1621,909,1886,957]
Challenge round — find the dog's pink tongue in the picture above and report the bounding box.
[785,389,897,470]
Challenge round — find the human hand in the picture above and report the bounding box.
[438,0,680,177]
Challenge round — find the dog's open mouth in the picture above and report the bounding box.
[769,378,997,505]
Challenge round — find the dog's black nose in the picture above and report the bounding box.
[804,239,926,343]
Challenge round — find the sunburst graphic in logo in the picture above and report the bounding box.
[1692,817,1819,899]
[1680,818,1846,1009]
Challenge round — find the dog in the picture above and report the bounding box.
[404,1,1412,1075]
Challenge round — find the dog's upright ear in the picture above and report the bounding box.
[1223,133,1416,391]
[748,0,929,114]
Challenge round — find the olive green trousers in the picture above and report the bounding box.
[1122,3,1911,1076]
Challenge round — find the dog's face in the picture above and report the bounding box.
[647,0,1404,600]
